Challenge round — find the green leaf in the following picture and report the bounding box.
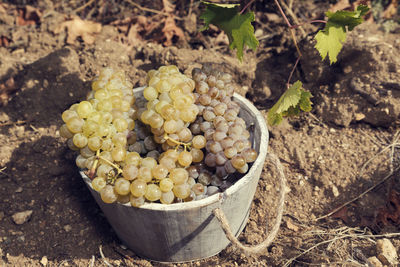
[314,5,370,64]
[200,1,259,61]
[267,81,313,126]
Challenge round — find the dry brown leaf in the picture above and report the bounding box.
[54,16,101,45]
[16,5,41,26]
[376,190,400,228]
[162,16,185,46]
[330,206,350,224]
[162,0,175,13]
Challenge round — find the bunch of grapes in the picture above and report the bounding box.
[60,65,258,207]
[191,67,258,184]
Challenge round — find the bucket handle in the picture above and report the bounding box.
[212,152,286,254]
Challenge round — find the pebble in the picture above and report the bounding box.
[332,185,339,197]
[40,256,48,266]
[12,210,33,225]
[63,225,72,232]
[15,187,23,193]
[367,256,383,267]
[376,238,398,266]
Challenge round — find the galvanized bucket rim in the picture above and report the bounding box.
[81,87,268,212]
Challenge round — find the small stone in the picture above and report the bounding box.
[15,187,23,193]
[355,113,365,121]
[63,225,72,232]
[40,256,48,266]
[332,185,339,197]
[377,238,398,266]
[12,210,33,225]
[285,219,299,232]
[367,256,383,267]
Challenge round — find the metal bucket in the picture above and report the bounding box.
[81,88,268,262]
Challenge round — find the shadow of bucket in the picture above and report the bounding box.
[81,88,268,262]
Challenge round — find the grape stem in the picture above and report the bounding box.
[164,134,191,150]
[88,150,100,179]
[97,154,123,175]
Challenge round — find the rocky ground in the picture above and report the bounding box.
[0,0,400,266]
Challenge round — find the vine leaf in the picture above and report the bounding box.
[267,81,312,126]
[200,1,259,61]
[314,4,370,64]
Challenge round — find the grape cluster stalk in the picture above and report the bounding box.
[60,65,258,207]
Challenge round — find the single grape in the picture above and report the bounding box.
[88,136,102,151]
[141,157,157,169]
[77,101,93,118]
[59,124,74,138]
[100,185,118,204]
[159,178,174,192]
[192,183,205,196]
[137,166,153,182]
[122,164,139,180]
[75,154,87,169]
[152,165,169,180]
[111,145,126,162]
[198,172,212,185]
[241,148,258,163]
[92,177,107,191]
[62,109,78,123]
[66,117,84,133]
[114,178,131,195]
[160,191,174,204]
[169,168,188,185]
[73,133,88,148]
[145,184,162,202]
[192,135,206,149]
[130,179,147,197]
[190,148,204,163]
[80,146,95,158]
[130,195,145,207]
[173,183,191,199]
[177,151,192,167]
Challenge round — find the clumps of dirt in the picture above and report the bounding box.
[300,23,400,127]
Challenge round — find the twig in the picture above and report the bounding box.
[99,245,112,267]
[0,120,26,127]
[279,0,306,36]
[73,0,96,13]
[123,0,183,20]
[315,166,400,221]
[240,0,256,15]
[285,226,400,267]
[283,234,350,267]
[188,0,194,17]
[287,56,301,87]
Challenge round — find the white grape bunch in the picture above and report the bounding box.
[60,65,258,206]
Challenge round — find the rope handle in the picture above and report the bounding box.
[212,152,286,254]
